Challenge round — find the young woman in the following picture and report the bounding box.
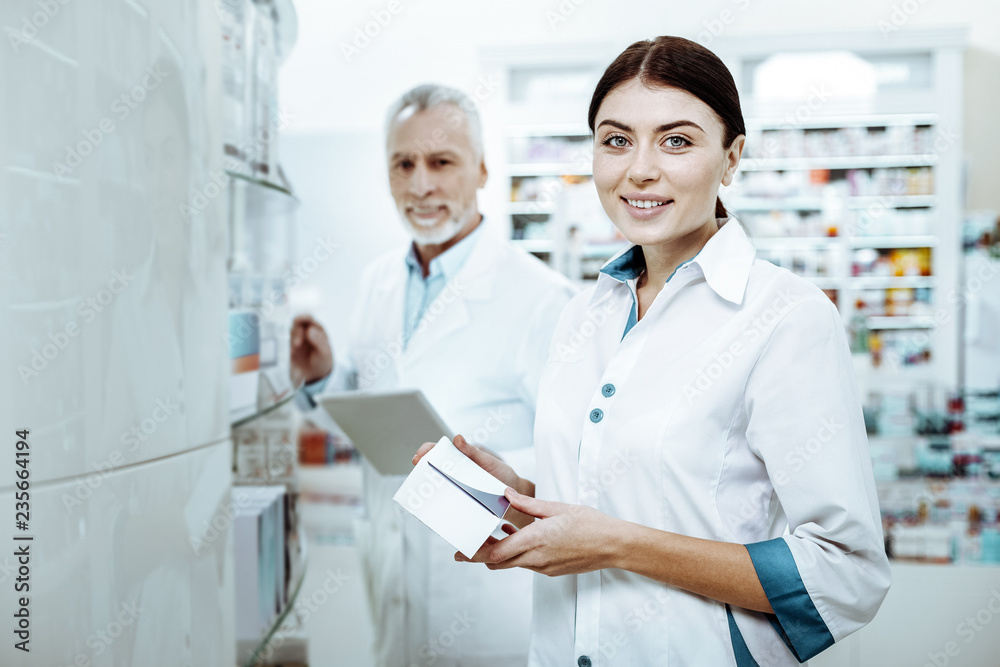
[415,36,889,666]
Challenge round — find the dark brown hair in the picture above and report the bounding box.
[588,36,745,219]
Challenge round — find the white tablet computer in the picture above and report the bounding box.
[319,389,453,476]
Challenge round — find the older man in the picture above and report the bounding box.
[290,84,575,666]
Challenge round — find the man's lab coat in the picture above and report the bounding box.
[330,227,576,666]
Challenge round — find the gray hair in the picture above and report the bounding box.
[384,84,484,160]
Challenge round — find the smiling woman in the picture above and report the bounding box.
[417,35,892,667]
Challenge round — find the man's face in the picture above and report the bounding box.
[387,103,487,245]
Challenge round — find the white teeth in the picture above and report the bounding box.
[626,199,668,208]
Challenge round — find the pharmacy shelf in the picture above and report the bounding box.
[508,201,557,215]
[512,239,627,259]
[505,123,591,137]
[508,163,592,177]
[728,195,936,211]
[850,236,938,248]
[866,316,937,330]
[513,239,554,253]
[849,276,936,289]
[238,525,309,667]
[745,113,939,131]
[751,236,838,249]
[740,154,938,171]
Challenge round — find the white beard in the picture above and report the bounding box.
[398,205,472,245]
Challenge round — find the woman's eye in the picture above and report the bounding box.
[603,134,629,148]
[665,136,691,149]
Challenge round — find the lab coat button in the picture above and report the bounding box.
[589,409,603,423]
[601,383,615,397]
[578,656,592,667]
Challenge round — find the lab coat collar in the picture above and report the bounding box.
[591,217,756,306]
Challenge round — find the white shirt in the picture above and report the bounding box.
[529,218,891,667]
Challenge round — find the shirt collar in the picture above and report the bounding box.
[593,217,756,305]
[405,218,485,281]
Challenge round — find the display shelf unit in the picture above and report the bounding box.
[223,1,307,664]
[714,28,966,390]
[237,524,309,667]
[479,44,623,281]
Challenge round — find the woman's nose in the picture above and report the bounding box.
[627,144,659,184]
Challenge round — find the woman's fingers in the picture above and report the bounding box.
[411,441,437,465]
[505,488,559,519]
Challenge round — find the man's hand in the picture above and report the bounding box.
[412,434,536,528]
[290,314,333,387]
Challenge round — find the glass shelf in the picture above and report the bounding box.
[238,524,309,667]
[226,169,299,201]
[230,381,302,429]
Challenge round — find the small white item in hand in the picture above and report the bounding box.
[393,436,511,558]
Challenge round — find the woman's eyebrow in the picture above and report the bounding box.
[596,119,705,133]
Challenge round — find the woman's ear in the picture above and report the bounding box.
[721,134,746,187]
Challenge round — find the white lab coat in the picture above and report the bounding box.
[338,227,576,667]
[529,219,891,666]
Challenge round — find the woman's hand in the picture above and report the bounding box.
[458,489,626,576]
[412,434,536,528]
[413,434,522,492]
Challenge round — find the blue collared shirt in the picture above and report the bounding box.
[402,221,484,347]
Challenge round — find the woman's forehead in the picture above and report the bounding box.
[596,80,722,132]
